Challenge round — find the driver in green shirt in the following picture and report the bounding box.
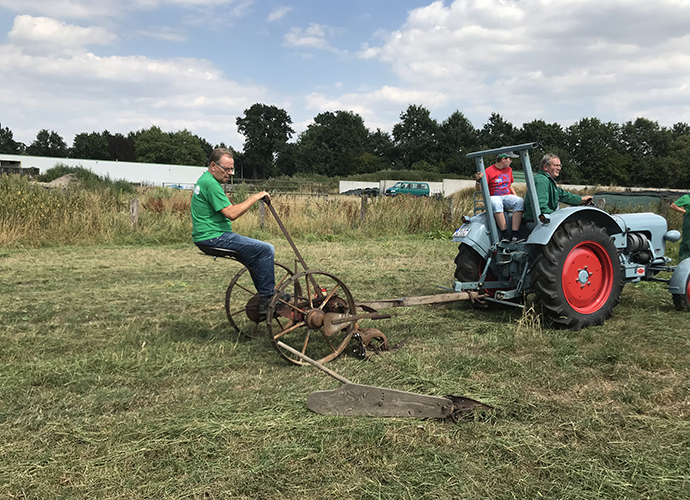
[524,153,592,220]
[670,193,690,262]
[192,148,276,318]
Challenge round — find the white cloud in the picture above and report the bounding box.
[9,15,117,51]
[267,6,291,22]
[0,0,252,21]
[133,26,187,43]
[283,23,347,55]
[0,14,268,146]
[351,0,690,127]
[302,85,448,133]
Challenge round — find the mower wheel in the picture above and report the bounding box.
[532,220,623,330]
[224,262,294,339]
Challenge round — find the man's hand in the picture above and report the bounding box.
[581,196,593,205]
[258,191,271,204]
[475,172,484,181]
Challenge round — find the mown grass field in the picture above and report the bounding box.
[1,237,689,499]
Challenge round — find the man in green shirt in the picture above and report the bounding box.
[524,153,592,221]
[670,193,690,262]
[192,148,276,317]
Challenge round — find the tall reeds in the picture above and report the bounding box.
[1,175,473,247]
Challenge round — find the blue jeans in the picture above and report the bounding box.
[196,232,275,297]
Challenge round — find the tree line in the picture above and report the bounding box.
[2,103,690,188]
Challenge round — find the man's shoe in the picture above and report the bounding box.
[257,295,271,322]
[511,236,525,243]
[257,293,292,322]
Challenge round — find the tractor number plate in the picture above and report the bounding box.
[453,226,471,238]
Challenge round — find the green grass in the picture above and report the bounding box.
[1,238,689,499]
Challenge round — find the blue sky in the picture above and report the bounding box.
[2,0,690,151]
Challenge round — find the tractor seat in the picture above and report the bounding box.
[197,246,242,260]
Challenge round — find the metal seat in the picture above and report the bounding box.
[196,245,242,260]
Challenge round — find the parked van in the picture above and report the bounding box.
[385,182,430,197]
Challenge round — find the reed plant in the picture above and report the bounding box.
[1,175,471,247]
[1,174,681,249]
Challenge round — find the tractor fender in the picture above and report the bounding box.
[669,258,690,295]
[451,212,492,257]
[526,206,625,247]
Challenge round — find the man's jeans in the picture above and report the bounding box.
[196,232,275,297]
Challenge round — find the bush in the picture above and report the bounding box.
[39,164,136,195]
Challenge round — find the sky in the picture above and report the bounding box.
[1,0,690,151]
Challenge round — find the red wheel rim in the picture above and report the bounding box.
[561,241,614,314]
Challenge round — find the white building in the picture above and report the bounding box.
[0,153,207,188]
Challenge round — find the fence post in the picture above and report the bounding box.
[130,198,139,230]
[260,199,265,229]
[360,194,368,221]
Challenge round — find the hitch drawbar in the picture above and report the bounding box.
[277,341,498,420]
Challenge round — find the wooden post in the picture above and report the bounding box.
[129,198,139,230]
[259,199,265,229]
[360,194,368,221]
[445,196,454,224]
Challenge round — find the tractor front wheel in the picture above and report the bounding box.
[532,221,623,330]
[672,274,690,311]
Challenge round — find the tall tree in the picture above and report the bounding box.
[27,129,69,157]
[108,132,137,162]
[620,118,673,187]
[71,131,110,160]
[236,104,294,178]
[480,112,517,149]
[134,127,205,165]
[566,118,628,185]
[0,123,22,154]
[170,129,207,166]
[295,110,371,176]
[438,111,479,175]
[366,128,397,169]
[134,126,173,164]
[392,104,440,169]
[195,134,215,161]
[660,134,690,189]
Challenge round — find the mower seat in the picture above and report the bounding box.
[197,246,241,260]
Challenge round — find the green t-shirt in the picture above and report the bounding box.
[191,170,233,242]
[524,170,582,220]
[675,194,690,215]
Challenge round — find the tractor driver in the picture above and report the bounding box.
[475,152,525,242]
[523,153,593,221]
[191,147,276,319]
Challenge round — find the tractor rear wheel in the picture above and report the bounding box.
[672,274,690,311]
[532,221,623,330]
[454,243,509,307]
[454,243,484,282]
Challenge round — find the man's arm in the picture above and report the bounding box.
[220,191,270,221]
[671,202,687,215]
[557,187,584,207]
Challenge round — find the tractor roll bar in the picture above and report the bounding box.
[465,142,541,234]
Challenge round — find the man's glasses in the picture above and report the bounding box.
[214,161,234,173]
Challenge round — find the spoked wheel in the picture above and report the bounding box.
[532,221,623,330]
[672,274,690,311]
[224,262,294,339]
[267,270,356,365]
